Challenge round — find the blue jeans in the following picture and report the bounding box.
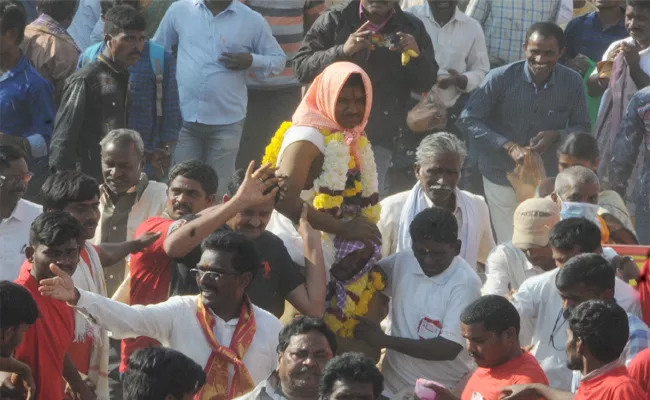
[173,119,245,197]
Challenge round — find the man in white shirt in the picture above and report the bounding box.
[378,133,494,270]
[356,207,482,396]
[0,145,41,281]
[406,0,489,116]
[483,197,560,297]
[513,217,640,390]
[39,229,283,399]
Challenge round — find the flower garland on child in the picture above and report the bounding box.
[262,122,381,264]
[323,271,385,337]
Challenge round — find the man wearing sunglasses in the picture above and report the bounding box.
[38,228,285,400]
[0,145,41,282]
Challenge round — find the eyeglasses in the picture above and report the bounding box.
[0,172,33,185]
[189,268,238,283]
[548,308,567,352]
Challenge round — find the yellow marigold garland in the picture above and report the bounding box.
[324,271,386,338]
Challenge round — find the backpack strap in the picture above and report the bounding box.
[148,42,165,118]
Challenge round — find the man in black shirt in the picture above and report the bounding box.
[165,168,327,318]
[49,5,145,181]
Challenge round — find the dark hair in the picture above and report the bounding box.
[201,230,262,274]
[100,0,140,15]
[548,218,601,252]
[0,0,25,43]
[409,207,458,244]
[319,353,383,400]
[557,132,599,163]
[526,22,565,50]
[169,161,218,197]
[0,144,26,171]
[227,168,245,197]
[568,300,629,363]
[29,211,84,247]
[41,171,99,211]
[123,347,206,400]
[36,0,78,22]
[343,73,364,89]
[628,0,650,11]
[104,4,145,36]
[460,295,521,336]
[556,253,615,292]
[277,316,338,354]
[0,281,39,329]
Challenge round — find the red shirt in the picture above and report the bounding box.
[639,261,650,327]
[628,348,650,400]
[120,216,176,372]
[14,262,75,400]
[462,351,549,400]
[574,365,646,400]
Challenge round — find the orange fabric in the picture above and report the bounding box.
[640,261,650,327]
[574,365,646,400]
[597,215,610,244]
[628,348,650,400]
[461,351,549,400]
[194,297,256,400]
[292,61,373,166]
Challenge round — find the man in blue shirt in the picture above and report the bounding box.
[78,0,181,182]
[564,0,627,63]
[458,22,590,245]
[0,0,55,201]
[153,0,285,198]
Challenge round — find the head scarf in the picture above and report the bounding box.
[598,190,637,240]
[292,62,373,167]
[327,236,380,311]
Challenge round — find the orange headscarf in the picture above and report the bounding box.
[292,62,373,167]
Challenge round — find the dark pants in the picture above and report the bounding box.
[236,86,302,170]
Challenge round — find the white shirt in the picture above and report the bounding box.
[379,253,481,394]
[0,199,42,281]
[76,291,281,385]
[513,267,641,390]
[406,5,489,108]
[591,37,650,77]
[378,189,494,264]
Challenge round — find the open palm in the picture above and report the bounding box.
[38,264,78,304]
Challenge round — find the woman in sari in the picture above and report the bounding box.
[263,62,381,268]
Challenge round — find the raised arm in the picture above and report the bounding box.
[95,231,161,267]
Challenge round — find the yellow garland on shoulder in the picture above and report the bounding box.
[343,181,363,198]
[324,271,386,338]
[313,193,343,210]
[262,121,292,168]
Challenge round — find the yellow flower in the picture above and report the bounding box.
[348,156,356,170]
[343,180,363,197]
[262,121,293,167]
[370,271,386,291]
[313,194,343,210]
[362,204,382,224]
[325,132,345,145]
[324,313,343,332]
[358,136,368,149]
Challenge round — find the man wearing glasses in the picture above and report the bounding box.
[0,145,41,281]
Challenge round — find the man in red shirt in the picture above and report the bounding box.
[423,295,548,400]
[13,211,94,400]
[501,300,646,400]
[628,348,650,399]
[123,160,281,373]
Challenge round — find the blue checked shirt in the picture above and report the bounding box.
[564,11,628,62]
[77,42,182,152]
[571,313,650,392]
[458,61,591,186]
[466,0,563,64]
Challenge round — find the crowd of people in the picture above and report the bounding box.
[2,0,650,399]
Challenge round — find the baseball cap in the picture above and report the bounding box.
[512,197,561,248]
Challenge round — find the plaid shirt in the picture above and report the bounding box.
[466,0,563,64]
[564,11,628,62]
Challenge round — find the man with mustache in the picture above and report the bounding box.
[39,170,159,399]
[421,295,548,400]
[50,5,146,182]
[355,207,482,396]
[236,316,337,400]
[162,168,325,319]
[12,212,95,400]
[0,145,42,282]
[95,129,168,297]
[38,228,285,400]
[458,22,590,245]
[378,133,494,272]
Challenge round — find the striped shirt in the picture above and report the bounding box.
[458,61,591,186]
[244,0,326,89]
[564,11,628,62]
[466,0,563,64]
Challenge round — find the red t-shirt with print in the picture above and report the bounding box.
[574,365,646,400]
